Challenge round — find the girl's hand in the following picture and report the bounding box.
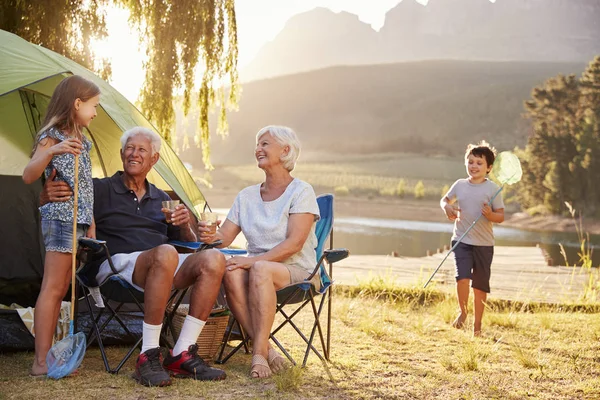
[50,137,83,156]
[226,256,253,271]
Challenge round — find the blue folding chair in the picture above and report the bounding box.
[216,194,349,367]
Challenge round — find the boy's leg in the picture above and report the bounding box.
[471,246,493,336]
[452,241,473,329]
[473,289,487,336]
[32,251,72,375]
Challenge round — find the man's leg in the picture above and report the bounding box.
[130,244,179,387]
[163,249,226,381]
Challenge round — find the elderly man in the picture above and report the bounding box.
[41,127,226,386]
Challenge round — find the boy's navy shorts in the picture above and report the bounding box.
[452,241,494,293]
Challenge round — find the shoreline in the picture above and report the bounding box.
[202,186,600,236]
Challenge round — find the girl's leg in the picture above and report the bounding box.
[453,279,470,329]
[31,251,72,376]
[473,288,487,336]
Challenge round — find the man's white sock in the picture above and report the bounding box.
[173,314,205,356]
[141,322,163,354]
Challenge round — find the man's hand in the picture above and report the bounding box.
[167,204,191,227]
[39,169,73,206]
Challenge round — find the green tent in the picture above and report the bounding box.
[0,29,208,306]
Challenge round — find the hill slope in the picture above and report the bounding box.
[178,60,585,167]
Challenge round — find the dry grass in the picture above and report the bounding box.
[1,287,600,400]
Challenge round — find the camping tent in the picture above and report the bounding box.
[0,29,209,307]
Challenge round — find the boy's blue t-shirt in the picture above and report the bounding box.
[444,178,504,246]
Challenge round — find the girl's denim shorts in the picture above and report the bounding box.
[41,219,88,253]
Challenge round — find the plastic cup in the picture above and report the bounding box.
[201,212,218,234]
[162,200,180,223]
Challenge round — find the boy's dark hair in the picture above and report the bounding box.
[464,140,497,167]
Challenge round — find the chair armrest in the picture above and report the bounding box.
[169,240,223,253]
[78,238,107,254]
[324,248,349,264]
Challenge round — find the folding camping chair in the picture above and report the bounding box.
[75,238,215,374]
[216,194,349,367]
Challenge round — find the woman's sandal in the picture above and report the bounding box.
[267,348,287,373]
[250,354,271,379]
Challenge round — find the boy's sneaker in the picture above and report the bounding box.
[134,348,172,387]
[163,344,226,381]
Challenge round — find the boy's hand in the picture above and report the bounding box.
[481,203,492,220]
[443,204,460,221]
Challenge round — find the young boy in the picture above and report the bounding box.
[440,141,504,336]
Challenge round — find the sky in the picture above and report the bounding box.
[92,0,430,102]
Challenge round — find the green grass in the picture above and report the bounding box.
[2,283,600,399]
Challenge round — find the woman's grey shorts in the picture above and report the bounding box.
[452,241,494,293]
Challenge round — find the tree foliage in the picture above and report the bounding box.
[0,0,238,168]
[517,56,600,217]
[0,0,111,79]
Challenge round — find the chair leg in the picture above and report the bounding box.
[80,284,111,372]
[215,316,250,364]
[302,292,329,366]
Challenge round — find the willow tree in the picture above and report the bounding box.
[0,0,238,168]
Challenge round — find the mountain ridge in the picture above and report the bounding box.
[241,0,600,82]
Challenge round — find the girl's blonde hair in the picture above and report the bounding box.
[33,75,100,150]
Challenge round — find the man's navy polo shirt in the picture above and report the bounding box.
[93,171,181,258]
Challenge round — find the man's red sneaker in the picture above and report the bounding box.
[163,344,226,381]
[134,348,172,387]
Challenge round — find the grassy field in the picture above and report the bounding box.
[1,281,599,400]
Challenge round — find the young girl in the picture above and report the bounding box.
[22,75,100,376]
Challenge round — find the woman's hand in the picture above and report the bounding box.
[226,256,253,271]
[50,137,83,156]
[198,219,222,244]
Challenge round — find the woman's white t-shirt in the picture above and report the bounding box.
[226,178,320,272]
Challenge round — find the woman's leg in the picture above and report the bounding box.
[31,251,72,375]
[223,268,255,337]
[247,261,291,378]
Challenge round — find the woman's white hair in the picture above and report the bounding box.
[256,125,301,172]
[120,126,162,154]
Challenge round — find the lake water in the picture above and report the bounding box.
[333,217,600,267]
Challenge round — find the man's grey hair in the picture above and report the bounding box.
[256,125,301,172]
[120,127,162,155]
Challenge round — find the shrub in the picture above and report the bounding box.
[334,185,350,196]
[414,180,425,199]
[396,179,406,198]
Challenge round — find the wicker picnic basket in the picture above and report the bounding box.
[169,304,230,361]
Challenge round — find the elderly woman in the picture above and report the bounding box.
[198,125,320,378]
